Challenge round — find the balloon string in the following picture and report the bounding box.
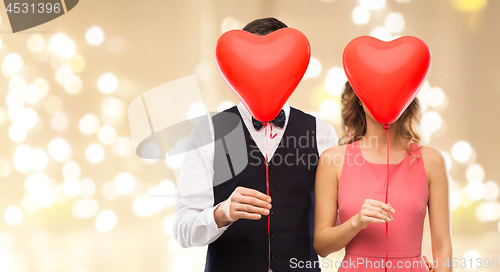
[264,122,271,272]
[383,124,390,272]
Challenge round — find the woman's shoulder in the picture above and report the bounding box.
[319,144,347,167]
[419,145,447,176]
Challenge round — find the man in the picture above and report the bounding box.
[173,17,338,271]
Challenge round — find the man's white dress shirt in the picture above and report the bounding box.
[173,101,338,248]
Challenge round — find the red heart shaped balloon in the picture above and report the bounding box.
[342,36,432,125]
[215,28,311,122]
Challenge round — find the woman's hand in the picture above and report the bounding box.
[352,199,395,230]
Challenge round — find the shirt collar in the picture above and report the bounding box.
[237,101,290,121]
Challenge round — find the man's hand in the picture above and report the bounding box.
[214,186,272,228]
[423,255,435,272]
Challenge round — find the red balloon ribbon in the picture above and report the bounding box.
[383,124,390,272]
[264,122,272,272]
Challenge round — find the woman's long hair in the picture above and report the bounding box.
[338,81,422,161]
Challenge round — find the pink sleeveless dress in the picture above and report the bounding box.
[337,140,429,272]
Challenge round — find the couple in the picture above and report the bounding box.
[173,17,452,272]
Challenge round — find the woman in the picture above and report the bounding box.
[314,81,452,271]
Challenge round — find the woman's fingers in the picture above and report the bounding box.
[367,199,395,213]
[362,210,392,222]
[367,206,394,221]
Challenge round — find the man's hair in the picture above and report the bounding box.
[242,17,288,36]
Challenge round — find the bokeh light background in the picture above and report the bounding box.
[0,0,500,271]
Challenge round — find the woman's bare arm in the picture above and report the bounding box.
[422,146,453,272]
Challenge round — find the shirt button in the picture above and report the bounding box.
[269,168,273,174]
[270,232,274,237]
[270,189,274,194]
[271,254,275,259]
[270,210,274,216]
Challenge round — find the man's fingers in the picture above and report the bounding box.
[234,211,262,220]
[237,187,271,202]
[235,204,269,215]
[238,195,272,209]
[368,199,395,213]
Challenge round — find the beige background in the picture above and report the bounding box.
[0,0,499,271]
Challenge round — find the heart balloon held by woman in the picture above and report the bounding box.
[342,36,432,125]
[215,28,311,122]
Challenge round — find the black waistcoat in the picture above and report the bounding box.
[205,106,321,272]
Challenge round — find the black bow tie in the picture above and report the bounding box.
[252,109,286,131]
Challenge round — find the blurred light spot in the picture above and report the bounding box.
[2,53,23,76]
[101,97,125,124]
[132,196,157,217]
[187,101,207,119]
[396,0,411,3]
[17,108,38,130]
[325,67,347,95]
[453,0,487,11]
[64,74,83,95]
[303,57,322,79]
[48,137,72,162]
[166,153,185,169]
[113,137,133,157]
[63,178,82,197]
[24,172,53,193]
[163,215,175,236]
[31,149,48,171]
[62,160,81,179]
[85,143,105,164]
[94,209,117,233]
[352,6,370,25]
[385,12,405,33]
[55,66,73,84]
[4,206,23,226]
[467,180,485,201]
[370,27,392,41]
[421,111,442,134]
[217,101,235,112]
[49,34,76,59]
[44,95,62,114]
[102,181,119,200]
[194,62,212,82]
[97,73,118,94]
[97,125,116,145]
[359,0,386,10]
[452,141,472,163]
[68,54,86,73]
[22,84,42,105]
[484,181,499,201]
[79,113,101,135]
[80,178,96,198]
[50,111,69,132]
[426,87,446,108]
[8,75,26,92]
[221,17,240,33]
[21,194,38,213]
[72,199,99,219]
[8,123,27,143]
[0,159,11,178]
[27,34,45,53]
[148,180,176,208]
[319,99,340,121]
[466,163,484,182]
[475,201,500,222]
[13,145,32,172]
[6,89,24,110]
[115,172,135,194]
[31,187,56,207]
[461,249,481,270]
[85,26,104,46]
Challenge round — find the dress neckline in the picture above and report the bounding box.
[354,140,407,165]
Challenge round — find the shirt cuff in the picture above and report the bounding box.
[206,202,233,233]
